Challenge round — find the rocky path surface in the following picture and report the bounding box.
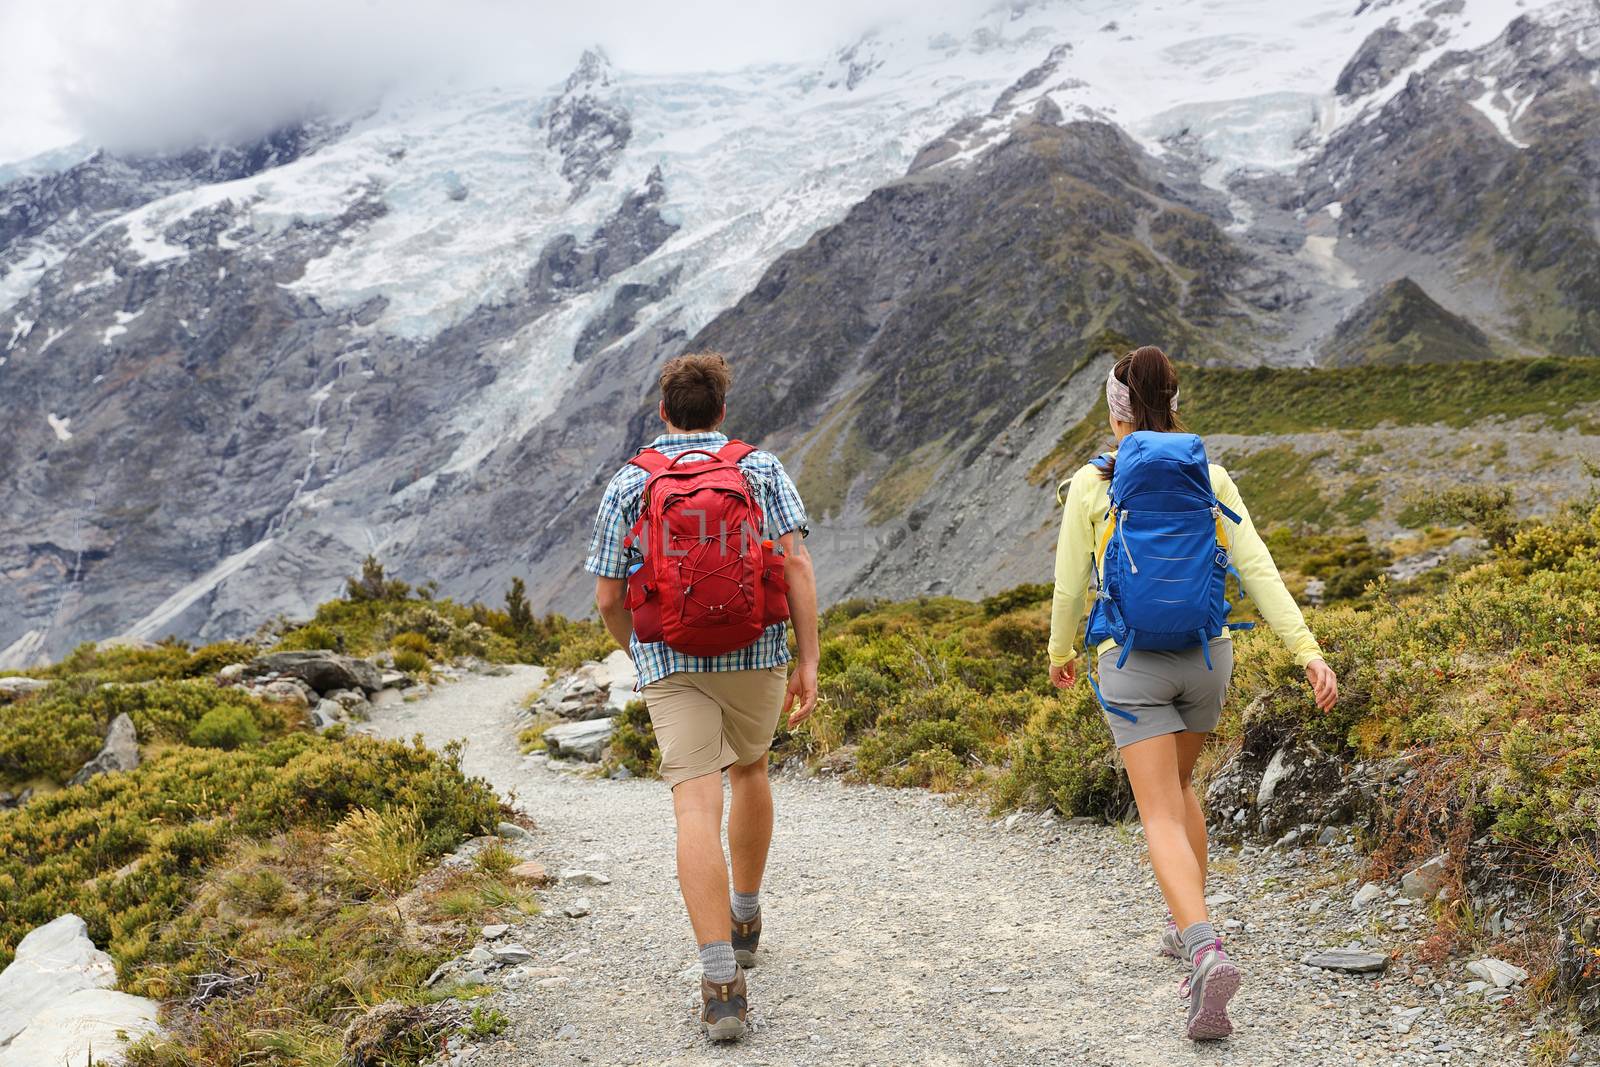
[365,668,1539,1067]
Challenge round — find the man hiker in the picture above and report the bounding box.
[586,351,820,1042]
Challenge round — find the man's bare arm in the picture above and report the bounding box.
[595,576,632,650]
[778,532,819,725]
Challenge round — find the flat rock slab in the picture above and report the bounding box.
[1466,957,1528,988]
[543,718,616,761]
[0,677,48,699]
[1305,950,1390,973]
[0,988,161,1067]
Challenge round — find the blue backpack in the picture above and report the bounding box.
[1082,431,1252,722]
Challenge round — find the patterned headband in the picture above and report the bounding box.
[1106,365,1179,423]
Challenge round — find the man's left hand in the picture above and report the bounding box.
[783,660,819,727]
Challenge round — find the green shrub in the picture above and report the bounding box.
[392,649,430,675]
[608,700,659,778]
[392,631,434,657]
[188,705,262,750]
[997,687,1126,819]
[1,680,283,784]
[272,623,341,652]
[0,733,498,975]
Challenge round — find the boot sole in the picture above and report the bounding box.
[705,1016,747,1042]
[1186,962,1241,1041]
[734,949,757,968]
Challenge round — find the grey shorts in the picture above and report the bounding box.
[1095,638,1234,748]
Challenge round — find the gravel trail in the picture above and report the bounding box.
[365,667,1534,1067]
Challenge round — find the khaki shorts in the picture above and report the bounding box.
[642,666,787,787]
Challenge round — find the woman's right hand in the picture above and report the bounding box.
[1049,661,1076,689]
[1306,658,1338,711]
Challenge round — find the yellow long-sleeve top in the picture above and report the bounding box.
[1047,454,1324,669]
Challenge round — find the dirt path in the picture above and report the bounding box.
[365,667,1530,1067]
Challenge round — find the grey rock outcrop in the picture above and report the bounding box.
[251,651,382,694]
[527,650,637,721]
[1335,26,1428,98]
[545,48,632,199]
[1207,735,1358,840]
[65,713,139,786]
[0,914,161,1065]
[0,677,47,700]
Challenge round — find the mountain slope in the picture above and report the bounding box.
[1322,277,1496,365]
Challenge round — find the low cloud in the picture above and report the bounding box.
[4,0,992,161]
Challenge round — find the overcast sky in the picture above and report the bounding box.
[0,0,982,165]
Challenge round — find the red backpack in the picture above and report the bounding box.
[622,440,790,657]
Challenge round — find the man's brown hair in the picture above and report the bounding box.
[659,352,731,431]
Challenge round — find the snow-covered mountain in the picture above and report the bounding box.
[1,0,1592,664]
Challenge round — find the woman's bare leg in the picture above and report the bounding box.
[1122,732,1208,929]
[1175,731,1210,890]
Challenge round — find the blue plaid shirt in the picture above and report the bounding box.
[585,432,810,688]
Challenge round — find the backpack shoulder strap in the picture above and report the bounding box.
[627,448,673,476]
[1089,452,1112,471]
[718,439,757,465]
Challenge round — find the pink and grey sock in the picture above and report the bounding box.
[1181,920,1220,960]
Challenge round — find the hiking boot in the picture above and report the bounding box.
[1159,919,1187,963]
[1180,940,1241,1041]
[732,908,762,968]
[700,968,749,1042]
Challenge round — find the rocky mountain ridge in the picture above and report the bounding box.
[2,0,1597,662]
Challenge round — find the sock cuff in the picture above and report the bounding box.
[731,889,760,922]
[699,939,738,982]
[1180,920,1219,957]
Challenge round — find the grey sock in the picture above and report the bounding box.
[1181,921,1219,960]
[700,940,738,982]
[731,889,760,922]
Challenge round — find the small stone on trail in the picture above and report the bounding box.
[1204,892,1235,906]
[1392,1006,1428,1034]
[1305,949,1389,973]
[509,861,551,885]
[491,944,535,965]
[564,898,593,918]
[496,821,533,841]
[560,868,611,886]
[482,924,510,940]
[1352,882,1385,909]
[538,975,572,989]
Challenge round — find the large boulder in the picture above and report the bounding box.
[0,914,161,1065]
[252,651,383,695]
[543,718,617,762]
[65,714,140,787]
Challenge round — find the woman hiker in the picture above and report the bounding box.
[1046,345,1340,1040]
